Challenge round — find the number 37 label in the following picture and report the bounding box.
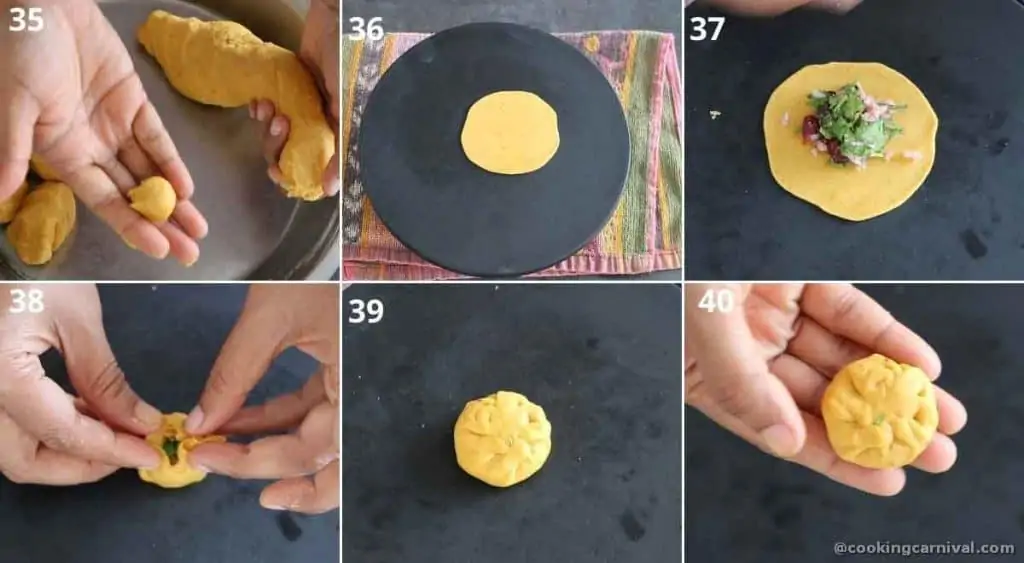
[8,7,44,32]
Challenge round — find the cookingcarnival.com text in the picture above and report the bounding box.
[833,541,1016,557]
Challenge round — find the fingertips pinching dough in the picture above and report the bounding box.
[821,354,939,469]
[139,413,226,489]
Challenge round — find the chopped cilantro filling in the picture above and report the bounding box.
[806,83,905,165]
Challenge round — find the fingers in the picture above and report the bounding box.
[799,284,942,378]
[171,200,209,240]
[132,101,194,200]
[0,89,37,199]
[0,410,119,485]
[685,284,806,456]
[187,296,289,434]
[261,460,339,514]
[936,387,967,435]
[250,100,289,186]
[0,354,159,468]
[322,151,340,197]
[191,402,337,479]
[118,138,208,242]
[154,221,201,267]
[69,165,170,259]
[219,370,327,435]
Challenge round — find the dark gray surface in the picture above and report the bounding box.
[342,0,681,281]
[685,285,1024,563]
[0,284,338,563]
[343,284,682,563]
[685,0,1024,280]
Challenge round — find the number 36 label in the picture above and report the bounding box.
[8,289,45,314]
[8,7,44,32]
[348,298,384,324]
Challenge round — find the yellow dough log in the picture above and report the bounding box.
[461,91,560,175]
[0,181,29,224]
[453,391,552,487]
[139,413,225,489]
[137,10,335,201]
[7,182,76,266]
[821,354,938,469]
[128,177,177,222]
[30,155,60,181]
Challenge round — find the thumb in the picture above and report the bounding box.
[685,284,806,457]
[60,313,163,435]
[187,302,287,435]
[0,91,36,201]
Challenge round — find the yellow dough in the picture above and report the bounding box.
[30,155,60,181]
[461,91,560,174]
[453,391,552,487]
[7,182,76,265]
[139,412,225,489]
[764,62,938,221]
[0,181,29,224]
[128,177,177,222]
[821,354,938,469]
[137,10,335,201]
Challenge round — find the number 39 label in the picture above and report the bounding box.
[9,289,45,314]
[8,7,44,32]
[697,289,734,313]
[348,298,384,324]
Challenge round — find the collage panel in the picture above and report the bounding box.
[0,283,339,562]
[1,0,340,281]
[685,0,1024,280]
[340,0,682,280]
[342,284,682,562]
[685,283,1021,562]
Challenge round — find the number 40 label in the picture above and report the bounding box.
[697,289,734,313]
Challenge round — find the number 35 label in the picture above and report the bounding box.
[9,289,45,314]
[348,298,384,324]
[8,7,44,32]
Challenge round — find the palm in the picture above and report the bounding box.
[0,1,206,264]
[686,284,967,496]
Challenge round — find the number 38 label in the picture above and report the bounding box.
[348,298,384,324]
[8,7,44,32]
[8,289,45,314]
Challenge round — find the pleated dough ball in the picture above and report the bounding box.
[128,176,177,222]
[454,391,552,487]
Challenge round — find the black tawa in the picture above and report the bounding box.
[686,285,1024,562]
[359,23,630,278]
[686,0,1024,280]
[343,284,682,563]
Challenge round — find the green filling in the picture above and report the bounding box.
[808,84,905,161]
[162,438,180,465]
[873,414,886,426]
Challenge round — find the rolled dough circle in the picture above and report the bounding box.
[460,91,560,175]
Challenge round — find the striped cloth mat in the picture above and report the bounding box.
[342,30,681,280]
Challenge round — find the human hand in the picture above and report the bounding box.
[692,0,862,16]
[251,0,340,196]
[0,284,162,485]
[0,0,207,265]
[684,284,967,496]
[187,284,339,514]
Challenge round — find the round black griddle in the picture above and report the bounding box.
[686,284,1024,562]
[0,285,337,563]
[685,0,1024,280]
[343,284,682,562]
[358,23,630,278]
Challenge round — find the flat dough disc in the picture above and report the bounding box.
[763,62,938,221]
[461,91,560,175]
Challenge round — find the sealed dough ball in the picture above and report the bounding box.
[822,354,938,469]
[0,181,29,224]
[128,177,177,222]
[138,412,225,489]
[453,391,552,487]
[7,182,76,266]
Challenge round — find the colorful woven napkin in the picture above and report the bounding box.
[342,31,681,280]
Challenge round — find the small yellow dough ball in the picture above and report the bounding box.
[138,413,226,489]
[7,182,76,266]
[461,91,560,175]
[30,155,60,181]
[821,354,938,469]
[128,177,177,222]
[0,181,29,224]
[453,391,552,487]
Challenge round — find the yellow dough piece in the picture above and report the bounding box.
[763,62,938,221]
[30,155,60,181]
[137,10,334,201]
[128,177,177,222]
[7,182,76,265]
[139,412,225,489]
[453,391,552,487]
[461,91,560,175]
[0,181,29,224]
[821,354,938,469]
